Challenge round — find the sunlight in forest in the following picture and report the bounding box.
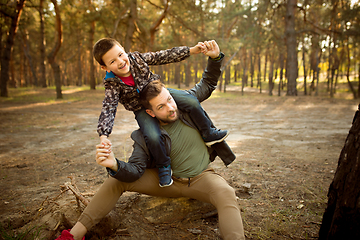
[1,101,66,111]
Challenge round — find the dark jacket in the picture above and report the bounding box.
[97,46,190,137]
[107,53,236,182]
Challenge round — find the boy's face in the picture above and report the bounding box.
[101,44,131,77]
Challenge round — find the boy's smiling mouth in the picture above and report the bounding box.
[119,63,126,69]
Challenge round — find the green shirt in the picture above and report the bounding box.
[162,119,210,178]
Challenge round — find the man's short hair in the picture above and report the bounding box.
[140,80,165,110]
[93,38,123,66]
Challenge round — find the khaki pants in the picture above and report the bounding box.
[78,167,245,240]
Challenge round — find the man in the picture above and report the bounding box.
[56,41,245,240]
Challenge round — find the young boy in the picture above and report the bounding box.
[94,38,228,187]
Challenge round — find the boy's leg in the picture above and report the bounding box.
[168,88,228,146]
[135,109,172,187]
[176,168,245,240]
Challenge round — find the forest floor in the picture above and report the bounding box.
[0,85,358,240]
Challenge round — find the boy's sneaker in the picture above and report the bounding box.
[159,165,173,187]
[203,128,229,146]
[55,229,85,240]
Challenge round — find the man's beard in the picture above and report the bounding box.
[158,109,179,125]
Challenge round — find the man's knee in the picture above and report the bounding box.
[214,184,237,203]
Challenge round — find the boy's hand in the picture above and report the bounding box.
[202,40,220,59]
[96,143,118,171]
[100,135,112,153]
[189,42,206,55]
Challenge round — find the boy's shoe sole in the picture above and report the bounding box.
[205,131,229,147]
[159,178,173,187]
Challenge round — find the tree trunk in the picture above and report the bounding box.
[329,49,339,98]
[124,0,137,51]
[285,0,298,96]
[269,52,274,96]
[319,104,360,239]
[243,49,248,87]
[21,30,38,86]
[48,0,63,99]
[345,38,356,99]
[258,50,262,92]
[234,65,238,83]
[0,0,26,97]
[263,50,267,94]
[88,1,96,90]
[279,52,284,96]
[315,47,320,96]
[149,0,169,49]
[174,63,180,87]
[358,63,360,98]
[39,0,47,88]
[302,40,307,96]
[225,65,230,93]
[194,61,198,84]
[185,62,190,87]
[250,49,254,87]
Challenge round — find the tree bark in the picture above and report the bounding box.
[279,52,284,95]
[124,0,137,52]
[21,29,38,86]
[285,0,298,96]
[88,0,96,90]
[258,50,262,93]
[185,62,190,87]
[250,50,254,87]
[0,0,26,97]
[358,63,360,98]
[345,38,356,99]
[269,52,274,96]
[225,65,230,93]
[149,0,169,49]
[39,0,47,88]
[263,49,268,94]
[48,0,63,99]
[319,104,360,239]
[174,63,180,87]
[302,38,307,96]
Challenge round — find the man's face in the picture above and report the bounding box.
[101,44,131,77]
[146,88,179,125]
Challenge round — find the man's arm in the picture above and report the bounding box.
[186,52,224,103]
[102,131,149,182]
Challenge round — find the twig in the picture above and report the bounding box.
[64,182,89,206]
[202,210,218,219]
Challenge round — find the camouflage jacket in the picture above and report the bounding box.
[97,46,190,137]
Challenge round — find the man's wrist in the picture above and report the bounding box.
[110,158,118,172]
[210,53,223,61]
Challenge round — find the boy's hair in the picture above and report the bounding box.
[140,80,165,110]
[93,38,124,66]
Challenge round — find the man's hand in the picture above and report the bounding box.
[96,143,118,171]
[202,40,220,59]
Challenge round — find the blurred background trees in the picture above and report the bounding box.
[0,0,359,99]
